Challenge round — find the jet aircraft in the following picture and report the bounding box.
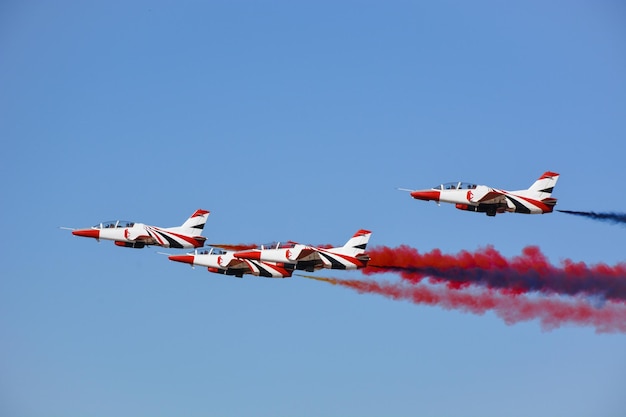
[233,229,372,272]
[167,229,372,278]
[70,209,210,248]
[168,248,294,278]
[403,172,559,216]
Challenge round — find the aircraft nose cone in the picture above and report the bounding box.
[168,255,195,265]
[410,190,441,202]
[234,250,261,260]
[72,229,100,239]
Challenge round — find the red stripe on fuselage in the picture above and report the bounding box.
[147,227,165,245]
[166,230,206,247]
[514,195,555,213]
[317,249,369,268]
[151,227,205,248]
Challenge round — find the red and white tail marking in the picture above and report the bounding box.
[178,209,210,236]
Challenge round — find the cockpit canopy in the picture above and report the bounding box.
[259,241,297,250]
[93,220,135,229]
[196,247,226,255]
[433,182,477,190]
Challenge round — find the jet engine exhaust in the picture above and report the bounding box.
[557,210,626,226]
[298,274,626,333]
[362,245,626,302]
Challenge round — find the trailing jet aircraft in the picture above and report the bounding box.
[168,248,293,278]
[167,229,371,278]
[70,209,209,248]
[402,172,559,216]
[232,229,372,272]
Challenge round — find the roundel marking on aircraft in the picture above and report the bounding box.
[217,255,223,266]
[467,190,473,201]
[124,229,129,239]
[286,249,292,260]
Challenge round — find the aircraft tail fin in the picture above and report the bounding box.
[528,171,559,198]
[179,209,210,236]
[331,229,372,255]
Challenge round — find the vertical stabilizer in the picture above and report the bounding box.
[528,171,559,199]
[332,229,372,255]
[179,209,210,236]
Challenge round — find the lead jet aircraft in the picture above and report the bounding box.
[168,248,293,278]
[70,209,209,248]
[232,229,372,272]
[403,171,559,216]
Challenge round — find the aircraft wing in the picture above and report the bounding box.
[295,248,322,262]
[468,185,507,204]
[220,257,292,278]
[291,249,325,272]
[220,257,250,270]
[462,186,514,216]
[292,244,369,271]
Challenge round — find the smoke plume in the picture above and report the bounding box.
[300,275,626,333]
[364,245,626,302]
[557,210,626,226]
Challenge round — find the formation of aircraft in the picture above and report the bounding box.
[167,229,372,279]
[69,209,210,249]
[402,171,559,216]
[66,171,560,279]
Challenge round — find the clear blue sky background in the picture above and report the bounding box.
[1,1,625,416]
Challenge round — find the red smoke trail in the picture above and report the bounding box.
[301,275,626,333]
[364,245,626,302]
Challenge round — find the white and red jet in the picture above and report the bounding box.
[71,209,209,248]
[167,229,372,278]
[404,172,559,216]
[232,229,372,272]
[168,248,294,278]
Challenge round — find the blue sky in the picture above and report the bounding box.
[1,1,625,416]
